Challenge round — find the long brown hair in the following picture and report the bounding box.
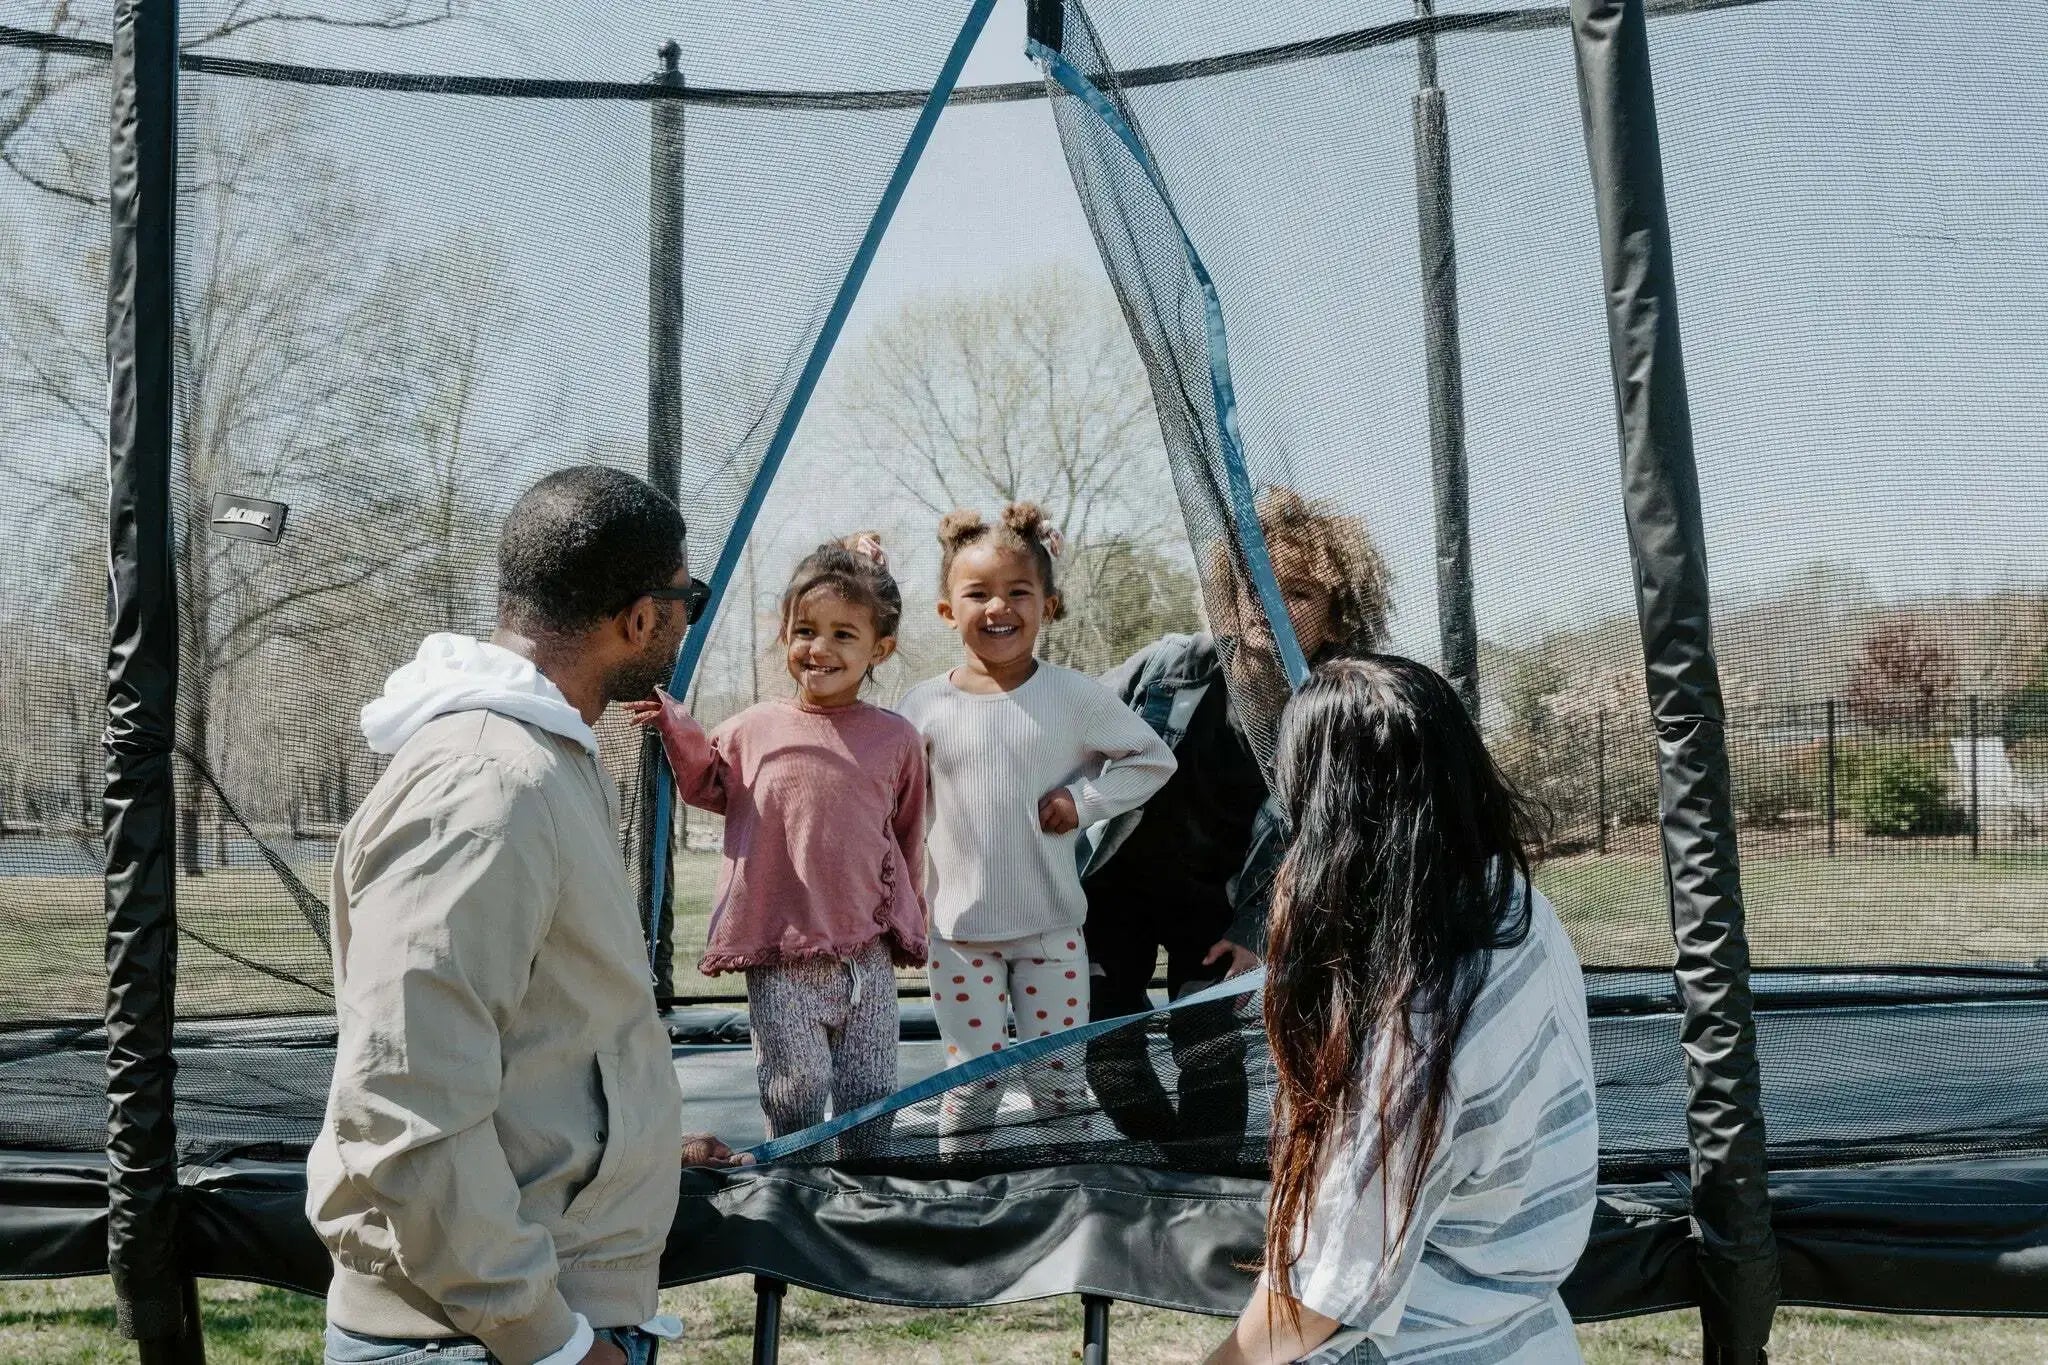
[1262,655,1535,1306]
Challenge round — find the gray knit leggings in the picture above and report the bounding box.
[744,940,898,1140]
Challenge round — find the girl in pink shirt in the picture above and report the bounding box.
[626,535,925,1138]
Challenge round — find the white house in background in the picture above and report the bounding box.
[1951,738,2048,834]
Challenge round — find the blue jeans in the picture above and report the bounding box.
[324,1323,662,1365]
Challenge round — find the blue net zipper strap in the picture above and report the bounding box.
[746,967,1265,1164]
[1030,36,1309,690]
[644,0,1001,967]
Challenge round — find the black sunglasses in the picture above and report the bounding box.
[634,579,711,624]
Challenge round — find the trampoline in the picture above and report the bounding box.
[2,0,2046,1361]
[4,977,2048,1328]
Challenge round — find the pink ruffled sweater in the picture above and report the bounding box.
[657,697,928,975]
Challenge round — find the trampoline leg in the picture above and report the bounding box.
[1702,1328,1767,1365]
[751,1275,786,1365]
[133,1272,205,1364]
[1081,1293,1111,1365]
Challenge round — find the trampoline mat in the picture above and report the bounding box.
[4,971,2044,1174]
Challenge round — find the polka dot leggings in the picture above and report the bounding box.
[928,929,1091,1142]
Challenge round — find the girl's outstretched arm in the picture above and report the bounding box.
[1205,1275,1341,1365]
[622,688,730,814]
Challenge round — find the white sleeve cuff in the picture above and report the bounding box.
[531,1313,594,1365]
[638,1313,685,1340]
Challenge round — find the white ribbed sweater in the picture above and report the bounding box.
[897,662,1177,942]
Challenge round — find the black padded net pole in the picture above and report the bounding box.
[1568,0,1777,1357]
[1411,0,1480,717]
[641,38,686,998]
[104,0,201,1357]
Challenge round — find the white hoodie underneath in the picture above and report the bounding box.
[360,633,599,758]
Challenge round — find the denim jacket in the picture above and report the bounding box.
[1076,633,1287,953]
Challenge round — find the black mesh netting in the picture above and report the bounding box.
[691,969,2048,1182]
[1,0,2045,1191]
[1050,0,2048,971]
[159,4,982,1029]
[0,32,114,1032]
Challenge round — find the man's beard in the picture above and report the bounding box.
[608,635,680,705]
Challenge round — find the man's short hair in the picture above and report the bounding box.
[499,467,687,636]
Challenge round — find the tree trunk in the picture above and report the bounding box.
[745,539,762,704]
[178,508,211,876]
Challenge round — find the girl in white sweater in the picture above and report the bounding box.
[897,504,1175,1138]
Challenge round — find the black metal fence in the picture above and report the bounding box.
[1501,694,2048,858]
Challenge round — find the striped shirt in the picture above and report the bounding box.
[897,662,1176,942]
[1291,887,1597,1364]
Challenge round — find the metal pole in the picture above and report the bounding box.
[751,1276,787,1365]
[1412,0,1480,719]
[1596,707,1609,855]
[1968,695,1979,857]
[649,39,684,502]
[107,0,203,1358]
[1824,699,1837,856]
[1082,1294,1112,1365]
[642,39,685,998]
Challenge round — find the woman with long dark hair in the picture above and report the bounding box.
[1206,656,1598,1364]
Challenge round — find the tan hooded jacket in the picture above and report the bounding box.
[307,635,682,1364]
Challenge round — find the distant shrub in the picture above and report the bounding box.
[1852,749,1966,838]
[1491,710,1657,853]
[2007,679,2048,742]
[1733,741,1818,829]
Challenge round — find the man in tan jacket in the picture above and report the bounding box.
[309,468,739,1365]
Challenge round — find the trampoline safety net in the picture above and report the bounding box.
[0,0,2045,1205]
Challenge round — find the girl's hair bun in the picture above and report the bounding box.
[937,508,988,551]
[782,532,905,642]
[999,501,1064,557]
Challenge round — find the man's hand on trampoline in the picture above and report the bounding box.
[1202,938,1259,978]
[1037,788,1080,834]
[680,1133,753,1168]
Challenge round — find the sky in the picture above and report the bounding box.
[5,0,2044,674]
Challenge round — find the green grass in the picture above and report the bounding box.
[1537,848,2048,967]
[10,843,2040,1017]
[7,840,2045,1015]
[0,1278,2042,1363]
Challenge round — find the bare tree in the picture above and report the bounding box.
[362,231,527,636]
[1,76,519,868]
[2,0,468,208]
[834,268,1197,674]
[1847,617,1960,733]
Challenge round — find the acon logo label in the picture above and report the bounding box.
[208,493,289,544]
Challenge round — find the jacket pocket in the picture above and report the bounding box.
[562,1050,632,1225]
